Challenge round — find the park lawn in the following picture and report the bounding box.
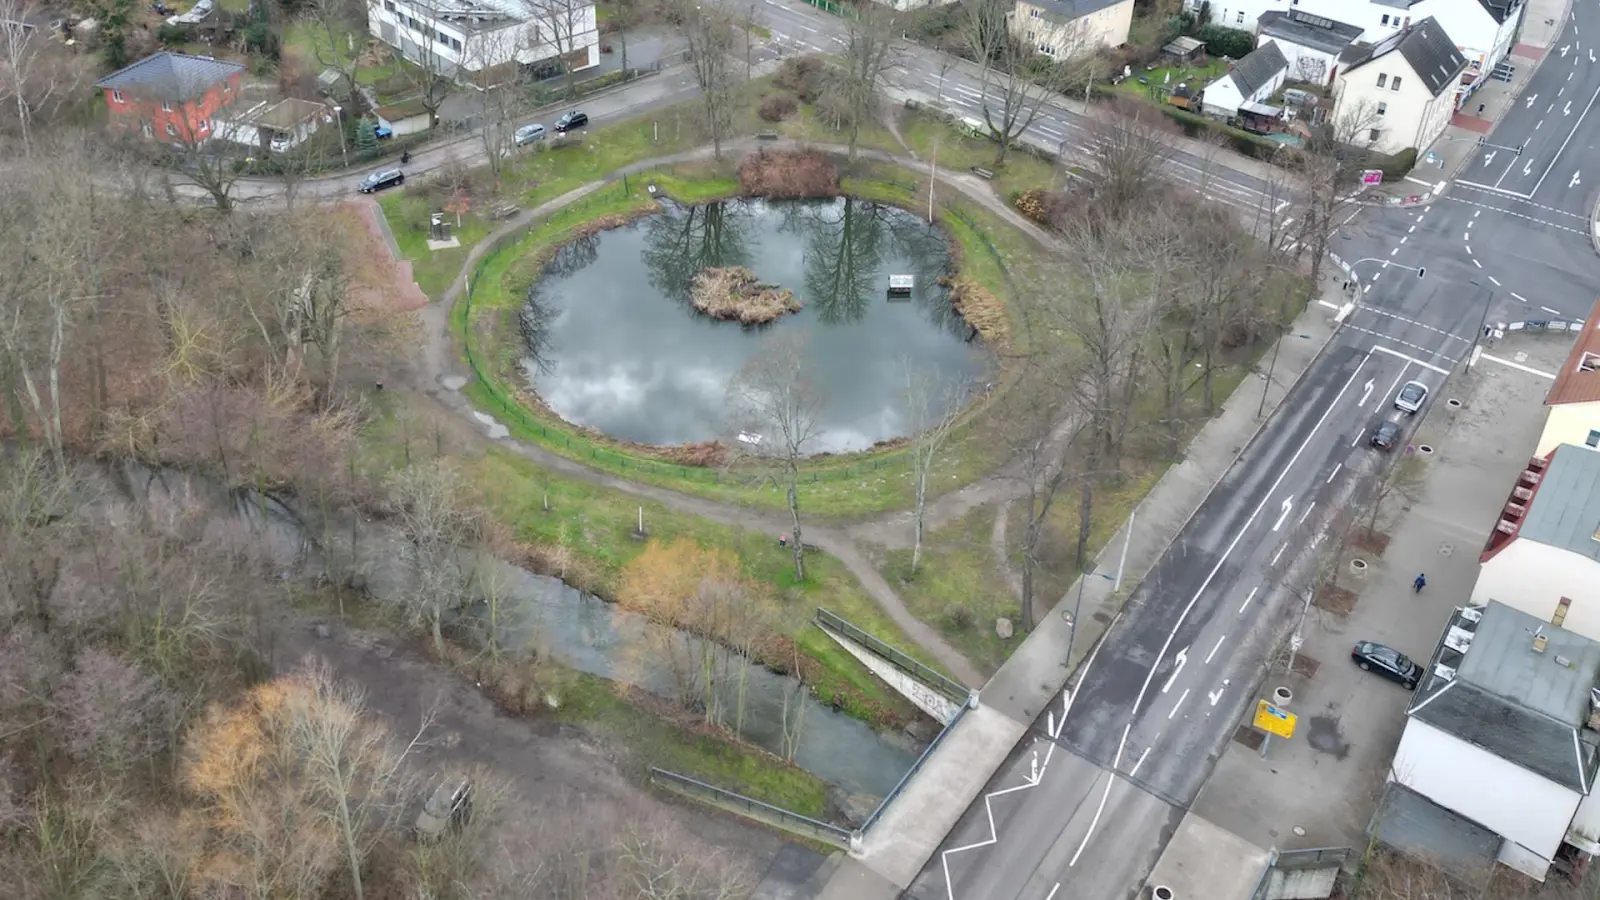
[379,193,495,300]
[556,673,831,817]
[880,506,1019,678]
[898,110,1061,201]
[282,22,404,86]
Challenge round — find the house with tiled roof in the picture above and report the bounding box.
[1535,299,1600,457]
[95,50,245,143]
[1332,17,1466,155]
[1200,41,1289,119]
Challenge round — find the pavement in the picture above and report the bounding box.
[1191,334,1569,858]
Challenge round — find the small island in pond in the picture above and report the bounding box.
[690,266,802,325]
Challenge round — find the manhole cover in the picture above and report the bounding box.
[1418,444,1435,454]
[1447,398,1463,408]
[1440,543,1454,557]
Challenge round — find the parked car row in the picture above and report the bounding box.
[357,110,592,194]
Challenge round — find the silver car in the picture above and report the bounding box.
[514,123,546,146]
[1394,380,1428,414]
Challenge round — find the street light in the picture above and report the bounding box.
[1065,564,1116,664]
[333,104,349,168]
[1344,257,1424,296]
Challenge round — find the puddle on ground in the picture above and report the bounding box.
[1307,715,1351,761]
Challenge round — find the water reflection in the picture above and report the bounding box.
[518,197,990,452]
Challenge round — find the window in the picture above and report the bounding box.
[1376,102,1387,115]
[165,122,177,136]
[383,0,394,9]
[449,36,461,50]
[1030,7,1041,16]
[1039,43,1056,55]
[161,100,172,112]
[110,89,123,103]
[1376,73,1387,88]
[1235,10,1244,23]
[437,29,449,43]
[1380,13,1389,24]
[1587,429,1600,448]
[1391,76,1402,91]
[1368,127,1380,142]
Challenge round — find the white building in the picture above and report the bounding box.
[367,0,599,85]
[1200,41,1288,118]
[1332,17,1465,154]
[1534,299,1600,458]
[1010,0,1135,59]
[1475,444,1600,642]
[1379,602,1600,882]
[1188,0,1521,98]
[1256,10,1363,86]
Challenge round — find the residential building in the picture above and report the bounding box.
[1010,0,1134,60]
[212,97,333,152]
[95,51,245,142]
[1186,0,1521,97]
[1332,17,1465,155]
[1535,299,1600,457]
[367,0,599,85]
[1379,602,1600,881]
[1200,41,1289,118]
[1476,444,1600,641]
[1256,10,1363,86]
[375,98,434,137]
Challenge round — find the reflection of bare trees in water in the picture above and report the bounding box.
[782,197,884,325]
[642,201,753,305]
[543,230,601,279]
[518,232,602,376]
[882,211,969,339]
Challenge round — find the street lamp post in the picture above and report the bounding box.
[333,105,349,168]
[1343,257,1425,298]
[1066,565,1116,665]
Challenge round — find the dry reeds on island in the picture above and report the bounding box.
[690,266,802,325]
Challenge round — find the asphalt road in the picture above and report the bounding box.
[1457,3,1600,213]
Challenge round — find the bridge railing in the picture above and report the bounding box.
[859,697,971,834]
[648,767,856,849]
[814,607,970,703]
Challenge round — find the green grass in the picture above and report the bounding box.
[882,507,1017,677]
[899,110,1063,201]
[557,672,831,817]
[283,22,404,87]
[1113,61,1228,104]
[379,194,495,300]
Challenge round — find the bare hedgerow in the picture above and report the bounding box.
[54,647,179,774]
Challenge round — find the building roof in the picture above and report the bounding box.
[1546,298,1600,405]
[1477,0,1522,25]
[94,51,244,103]
[1023,0,1127,21]
[1258,10,1363,56]
[218,97,329,131]
[1220,41,1289,98]
[1409,602,1600,792]
[1518,444,1600,562]
[1339,18,1468,98]
[1369,783,1499,887]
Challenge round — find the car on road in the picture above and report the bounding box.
[553,110,589,133]
[358,168,405,193]
[1370,420,1401,451]
[1352,640,1419,690]
[514,123,547,146]
[1394,380,1428,414]
[414,774,472,841]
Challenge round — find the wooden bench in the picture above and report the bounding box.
[756,131,781,141]
[970,166,996,180]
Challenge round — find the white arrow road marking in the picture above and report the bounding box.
[1562,44,1570,57]
[1208,680,1229,707]
[1572,171,1583,188]
[1567,101,1575,116]
[1527,93,1539,107]
[1483,150,1497,166]
[1160,647,1190,694]
[1524,158,1535,175]
[1360,378,1375,405]
[1272,497,1294,531]
[1593,49,1598,63]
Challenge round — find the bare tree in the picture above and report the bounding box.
[405,14,455,130]
[726,331,825,581]
[521,0,595,99]
[962,0,1074,165]
[832,2,898,160]
[310,0,362,105]
[1002,361,1081,629]
[0,0,91,153]
[385,460,487,652]
[1367,452,1427,539]
[472,31,523,186]
[1083,98,1177,214]
[672,0,738,158]
[904,361,967,574]
[1286,99,1383,290]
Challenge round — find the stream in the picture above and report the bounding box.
[111,463,924,803]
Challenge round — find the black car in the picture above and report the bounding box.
[1370,420,1401,450]
[1352,640,1419,690]
[358,168,405,193]
[553,110,589,133]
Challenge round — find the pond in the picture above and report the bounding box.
[519,197,992,454]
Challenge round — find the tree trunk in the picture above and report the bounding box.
[911,470,927,574]
[1075,472,1094,572]
[787,477,805,581]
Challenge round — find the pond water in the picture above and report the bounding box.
[519,197,992,453]
[110,464,924,803]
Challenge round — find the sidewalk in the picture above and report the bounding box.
[1191,336,1567,856]
[822,275,1352,894]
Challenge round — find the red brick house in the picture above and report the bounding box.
[96,51,246,143]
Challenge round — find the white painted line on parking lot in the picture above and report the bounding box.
[1478,353,1557,379]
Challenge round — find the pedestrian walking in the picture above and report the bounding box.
[1414,573,1427,593]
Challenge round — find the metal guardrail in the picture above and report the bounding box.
[814,608,970,702]
[648,767,855,849]
[859,697,970,834]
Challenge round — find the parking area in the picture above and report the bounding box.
[1192,338,1569,853]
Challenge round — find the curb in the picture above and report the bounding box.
[1591,192,1600,256]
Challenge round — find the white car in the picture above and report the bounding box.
[1394,380,1428,414]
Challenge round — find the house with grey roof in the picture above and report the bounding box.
[1331,17,1465,155]
[95,51,245,142]
[1381,601,1600,881]
[1009,0,1134,60]
[1256,10,1362,86]
[1200,41,1289,120]
[1475,444,1600,644]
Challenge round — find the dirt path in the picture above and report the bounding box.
[395,139,1086,689]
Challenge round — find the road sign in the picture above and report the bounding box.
[1254,700,1298,739]
[1361,169,1384,186]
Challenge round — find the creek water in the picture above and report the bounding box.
[111,463,923,802]
[520,196,992,453]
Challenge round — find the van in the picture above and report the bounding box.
[514,123,546,146]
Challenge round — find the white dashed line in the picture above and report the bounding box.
[1512,292,1529,303]
[1489,276,1501,286]
[1543,305,1562,314]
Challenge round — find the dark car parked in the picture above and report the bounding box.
[1370,420,1401,451]
[1352,640,1420,690]
[553,110,589,133]
[358,168,405,193]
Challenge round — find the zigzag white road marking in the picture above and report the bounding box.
[939,614,1121,900]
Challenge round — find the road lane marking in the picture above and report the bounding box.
[1205,635,1227,664]
[1298,501,1316,526]
[1129,743,1153,778]
[1371,344,1452,375]
[1208,682,1228,706]
[1046,885,1061,900]
[1270,544,1286,565]
[1160,647,1190,694]
[1489,276,1501,285]
[1532,82,1600,197]
[1067,723,1131,867]
[1479,353,1557,379]
[1377,362,1411,413]
[1168,688,1190,719]
[1513,292,1529,302]
[1542,305,1562,314]
[1473,259,1483,268]
[1238,586,1258,614]
[1326,463,1342,484]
